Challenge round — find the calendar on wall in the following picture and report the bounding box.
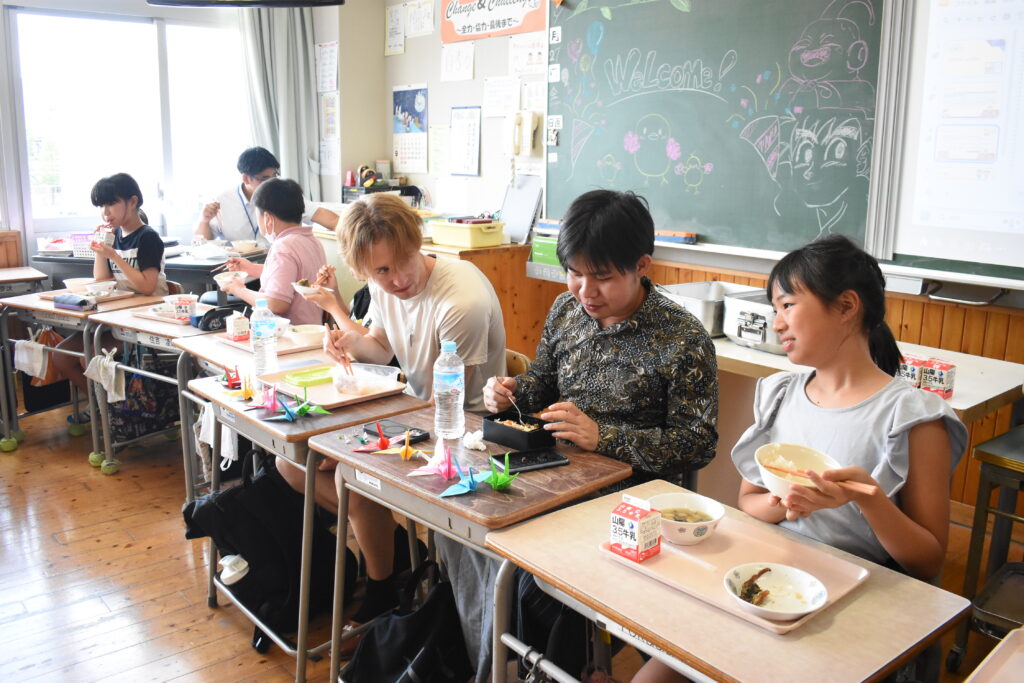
[392,84,428,174]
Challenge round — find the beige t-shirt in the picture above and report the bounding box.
[367,258,506,411]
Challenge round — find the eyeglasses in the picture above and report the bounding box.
[253,171,280,183]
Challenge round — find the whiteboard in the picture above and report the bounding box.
[895,0,1024,269]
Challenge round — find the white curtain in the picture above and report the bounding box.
[239,7,321,202]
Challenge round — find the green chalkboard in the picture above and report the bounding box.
[546,0,883,251]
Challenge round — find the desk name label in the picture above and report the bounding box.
[143,333,171,349]
[355,471,381,491]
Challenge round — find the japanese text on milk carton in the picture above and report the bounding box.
[921,358,956,400]
[610,494,661,563]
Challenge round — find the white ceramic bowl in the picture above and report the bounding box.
[63,277,94,291]
[85,282,116,296]
[723,562,828,621]
[754,443,840,499]
[291,281,321,296]
[287,324,325,347]
[271,317,290,338]
[231,240,258,253]
[213,271,245,290]
[647,492,725,546]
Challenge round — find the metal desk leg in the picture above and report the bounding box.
[208,421,222,608]
[294,447,318,682]
[329,475,351,681]
[950,467,996,671]
[177,351,198,503]
[91,324,116,470]
[0,308,15,448]
[82,322,105,464]
[491,558,517,683]
[987,485,1018,580]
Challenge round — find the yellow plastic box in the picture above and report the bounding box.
[429,220,505,248]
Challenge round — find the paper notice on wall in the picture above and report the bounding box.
[482,76,520,118]
[320,92,339,140]
[450,106,481,176]
[429,125,450,175]
[523,80,546,111]
[405,0,434,37]
[441,41,474,82]
[509,32,546,76]
[320,141,340,176]
[315,41,338,92]
[385,4,405,56]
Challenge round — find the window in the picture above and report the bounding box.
[2,3,251,243]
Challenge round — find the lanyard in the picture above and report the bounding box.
[237,186,259,239]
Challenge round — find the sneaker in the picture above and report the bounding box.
[67,410,91,425]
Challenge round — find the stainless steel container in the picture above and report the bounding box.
[658,281,759,337]
[723,289,785,354]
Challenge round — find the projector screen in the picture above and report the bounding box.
[895,0,1024,269]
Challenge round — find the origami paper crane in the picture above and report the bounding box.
[263,397,298,422]
[409,441,459,479]
[262,387,331,422]
[292,386,330,417]
[483,452,518,491]
[224,374,255,400]
[222,365,242,390]
[353,421,396,452]
[439,447,491,497]
[247,384,285,412]
[374,430,430,461]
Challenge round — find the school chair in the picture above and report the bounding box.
[505,348,531,376]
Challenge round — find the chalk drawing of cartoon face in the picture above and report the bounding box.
[597,153,622,185]
[629,113,672,183]
[788,17,867,84]
[674,154,712,194]
[791,117,863,208]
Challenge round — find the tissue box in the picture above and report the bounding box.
[921,359,956,399]
[897,355,927,387]
[609,496,661,563]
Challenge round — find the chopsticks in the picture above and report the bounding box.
[325,321,354,375]
[211,262,230,273]
[762,464,876,495]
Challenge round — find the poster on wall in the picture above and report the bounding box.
[393,85,428,174]
[441,0,546,44]
[450,106,481,176]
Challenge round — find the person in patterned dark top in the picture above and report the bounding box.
[484,189,719,488]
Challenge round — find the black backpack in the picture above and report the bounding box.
[181,455,356,646]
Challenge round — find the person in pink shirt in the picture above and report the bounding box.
[221,178,327,325]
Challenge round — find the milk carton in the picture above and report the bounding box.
[897,354,927,387]
[921,358,956,399]
[609,494,661,563]
[226,312,250,342]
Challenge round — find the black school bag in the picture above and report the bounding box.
[181,455,357,643]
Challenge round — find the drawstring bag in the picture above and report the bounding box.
[29,327,65,386]
[108,345,179,443]
[13,329,47,379]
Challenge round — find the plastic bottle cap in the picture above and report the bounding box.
[441,340,456,353]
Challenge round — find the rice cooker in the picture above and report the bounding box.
[722,289,785,354]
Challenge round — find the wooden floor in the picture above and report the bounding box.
[0,403,1020,682]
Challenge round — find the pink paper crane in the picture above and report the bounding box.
[409,441,459,479]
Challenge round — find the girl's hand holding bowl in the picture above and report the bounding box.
[214,270,245,291]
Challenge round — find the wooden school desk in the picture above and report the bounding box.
[0,290,162,457]
[486,479,971,683]
[88,306,216,472]
[308,408,633,681]
[184,374,428,683]
[0,267,48,442]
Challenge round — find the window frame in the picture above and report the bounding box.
[0,1,244,259]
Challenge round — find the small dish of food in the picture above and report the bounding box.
[230,240,258,253]
[647,491,725,546]
[63,278,94,291]
[85,282,116,297]
[754,443,840,499]
[331,363,401,395]
[483,409,554,450]
[724,562,828,621]
[286,324,326,347]
[214,270,245,290]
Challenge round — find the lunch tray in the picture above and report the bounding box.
[599,515,870,634]
[971,562,1024,638]
[132,303,214,326]
[258,364,406,410]
[214,332,321,356]
[39,288,136,302]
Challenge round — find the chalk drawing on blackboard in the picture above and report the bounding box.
[624,113,678,185]
[778,0,877,115]
[597,153,622,185]
[675,154,713,194]
[561,0,688,21]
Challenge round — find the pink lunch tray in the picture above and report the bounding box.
[599,514,870,634]
[965,628,1024,683]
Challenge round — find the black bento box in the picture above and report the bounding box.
[482,410,555,450]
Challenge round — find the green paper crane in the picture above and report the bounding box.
[484,452,519,491]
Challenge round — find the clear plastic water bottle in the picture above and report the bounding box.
[250,298,278,382]
[433,340,465,439]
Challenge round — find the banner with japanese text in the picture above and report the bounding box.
[441,0,546,44]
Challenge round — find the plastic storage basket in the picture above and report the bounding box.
[71,233,95,258]
[430,220,505,248]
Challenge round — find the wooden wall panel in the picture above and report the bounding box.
[0,231,23,268]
